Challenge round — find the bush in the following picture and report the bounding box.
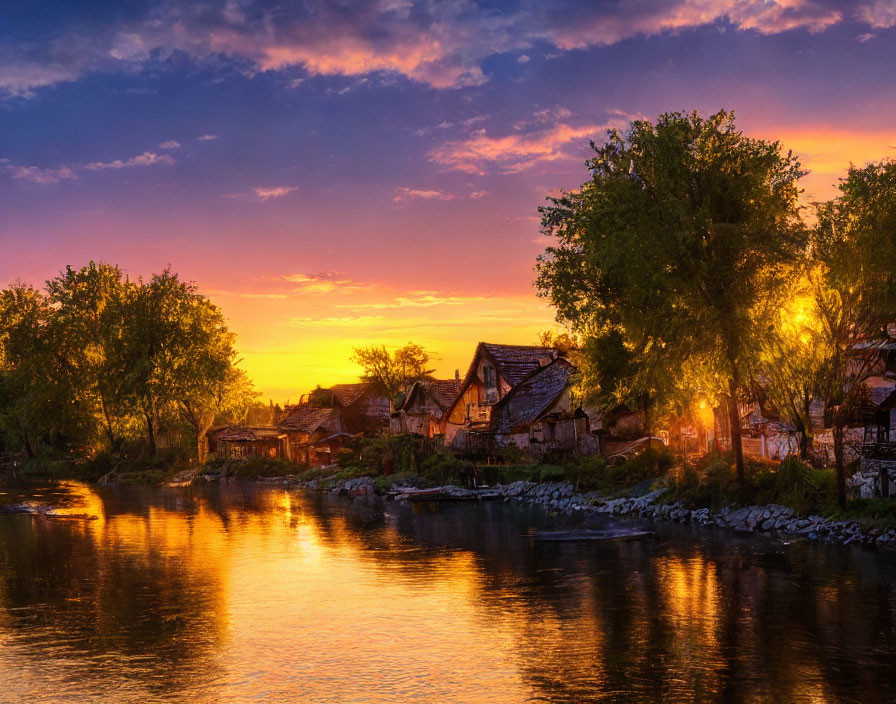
[565,455,607,492]
[538,464,566,482]
[420,450,467,484]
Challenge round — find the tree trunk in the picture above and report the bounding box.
[23,432,35,459]
[832,411,847,509]
[143,408,157,456]
[727,378,745,487]
[99,394,116,449]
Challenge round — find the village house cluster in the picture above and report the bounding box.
[209,337,896,496]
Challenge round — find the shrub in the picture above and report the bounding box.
[565,455,607,492]
[421,450,468,485]
[538,464,566,482]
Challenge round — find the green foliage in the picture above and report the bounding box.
[350,343,434,407]
[537,464,566,482]
[0,261,254,468]
[669,452,838,513]
[536,110,807,482]
[420,449,467,484]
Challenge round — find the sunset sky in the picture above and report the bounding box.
[2,0,896,401]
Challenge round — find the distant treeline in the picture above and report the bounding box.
[0,262,258,466]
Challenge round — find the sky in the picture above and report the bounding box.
[2,0,896,402]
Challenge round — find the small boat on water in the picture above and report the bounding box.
[531,528,654,542]
[401,487,502,503]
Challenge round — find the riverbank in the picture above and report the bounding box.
[7,453,896,550]
[274,474,896,550]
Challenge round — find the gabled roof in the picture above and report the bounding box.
[490,358,576,434]
[863,376,896,408]
[278,407,344,435]
[402,378,461,412]
[445,342,561,421]
[216,426,285,442]
[330,382,374,407]
[476,343,559,386]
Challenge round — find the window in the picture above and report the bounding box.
[482,363,498,403]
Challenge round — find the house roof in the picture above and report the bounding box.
[278,406,344,435]
[330,382,373,407]
[402,378,461,412]
[216,426,285,442]
[862,376,896,408]
[477,343,559,386]
[490,358,575,434]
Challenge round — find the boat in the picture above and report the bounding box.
[530,528,654,542]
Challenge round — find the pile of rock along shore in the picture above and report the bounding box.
[292,475,896,550]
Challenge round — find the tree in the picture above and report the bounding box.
[752,270,825,460]
[536,110,806,485]
[45,262,130,449]
[0,284,91,455]
[351,343,435,409]
[812,160,896,506]
[120,269,252,457]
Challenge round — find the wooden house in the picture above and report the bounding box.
[278,406,352,467]
[328,382,391,434]
[213,426,288,460]
[444,342,561,449]
[488,357,594,455]
[390,377,461,437]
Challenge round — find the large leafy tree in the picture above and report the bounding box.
[0,284,91,455]
[45,262,131,449]
[351,343,434,409]
[812,160,896,506]
[536,110,806,485]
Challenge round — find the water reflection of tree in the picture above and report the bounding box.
[293,491,896,703]
[0,506,228,699]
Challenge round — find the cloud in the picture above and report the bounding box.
[6,146,173,185]
[253,185,296,200]
[468,190,490,199]
[429,116,622,174]
[283,272,370,294]
[336,291,489,310]
[8,164,77,184]
[0,0,869,96]
[0,62,79,98]
[85,150,175,171]
[536,0,844,50]
[198,134,219,141]
[159,140,181,149]
[517,54,530,63]
[392,187,454,202]
[290,315,384,327]
[856,1,896,28]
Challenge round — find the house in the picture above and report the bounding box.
[278,406,352,467]
[327,382,391,434]
[212,426,288,460]
[390,377,461,437]
[444,342,562,450]
[488,357,595,455]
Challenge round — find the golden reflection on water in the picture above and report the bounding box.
[0,482,895,703]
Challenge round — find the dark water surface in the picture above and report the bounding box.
[1,481,895,703]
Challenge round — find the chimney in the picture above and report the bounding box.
[455,369,460,383]
[539,355,552,367]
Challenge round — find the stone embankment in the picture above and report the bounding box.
[308,475,896,550]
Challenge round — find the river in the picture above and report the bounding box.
[0,480,895,703]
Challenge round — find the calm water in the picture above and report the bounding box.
[1,481,895,703]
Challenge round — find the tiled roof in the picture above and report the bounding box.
[490,358,575,434]
[481,343,559,385]
[216,426,284,442]
[406,378,461,411]
[864,376,896,408]
[330,382,372,407]
[278,407,344,435]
